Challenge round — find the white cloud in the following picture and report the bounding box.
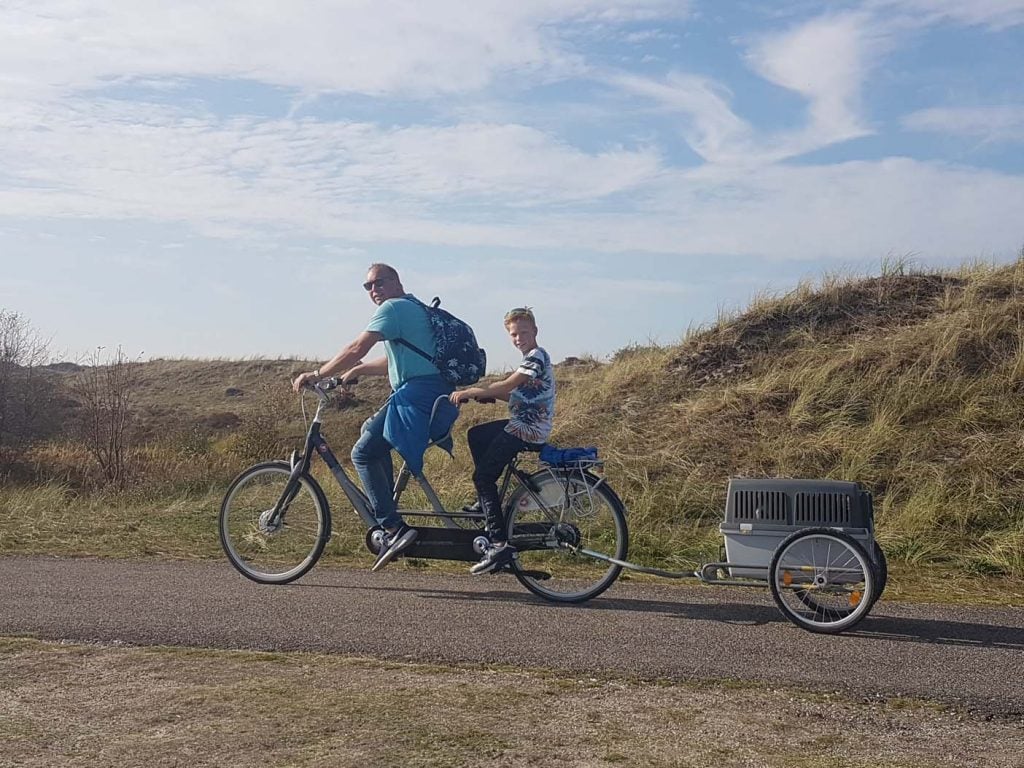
[2,90,1022,265]
[868,0,1024,29]
[1,4,1021,264]
[0,97,661,238]
[343,123,662,202]
[610,13,889,166]
[0,1,690,100]
[623,29,678,44]
[505,158,1024,261]
[903,105,1024,144]
[611,72,755,163]
[745,13,883,151]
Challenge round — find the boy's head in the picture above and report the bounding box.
[504,307,538,354]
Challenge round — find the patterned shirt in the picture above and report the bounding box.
[506,347,556,444]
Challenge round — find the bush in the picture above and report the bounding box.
[0,310,55,457]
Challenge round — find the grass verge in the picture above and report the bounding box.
[1,637,1022,768]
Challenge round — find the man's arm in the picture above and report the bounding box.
[292,331,382,392]
[340,356,388,383]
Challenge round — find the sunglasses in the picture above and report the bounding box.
[363,277,391,291]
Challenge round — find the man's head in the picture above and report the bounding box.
[504,307,538,354]
[364,263,404,305]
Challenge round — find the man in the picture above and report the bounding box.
[292,263,457,571]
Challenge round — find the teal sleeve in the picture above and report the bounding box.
[366,302,397,339]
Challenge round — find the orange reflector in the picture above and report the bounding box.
[782,571,792,587]
[850,591,862,606]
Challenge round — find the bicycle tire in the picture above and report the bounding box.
[219,461,331,584]
[870,539,888,606]
[505,468,628,603]
[769,527,876,634]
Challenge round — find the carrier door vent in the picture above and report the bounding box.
[795,492,851,525]
[732,489,789,523]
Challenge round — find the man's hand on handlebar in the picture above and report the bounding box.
[292,366,360,393]
[292,370,320,393]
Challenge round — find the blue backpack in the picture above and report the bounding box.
[395,296,487,386]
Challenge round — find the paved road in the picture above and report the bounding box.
[2,556,1022,717]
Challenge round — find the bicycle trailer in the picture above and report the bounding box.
[717,478,877,580]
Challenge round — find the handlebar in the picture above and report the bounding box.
[302,377,334,391]
[301,376,355,398]
[303,376,493,405]
[454,395,495,405]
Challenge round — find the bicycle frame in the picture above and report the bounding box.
[268,380,615,561]
[279,382,469,532]
[288,400,376,528]
[281,382,585,534]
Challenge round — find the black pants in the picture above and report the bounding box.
[468,420,539,541]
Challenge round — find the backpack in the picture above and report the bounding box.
[394,296,487,386]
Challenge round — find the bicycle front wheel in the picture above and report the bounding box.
[506,468,628,603]
[219,461,331,584]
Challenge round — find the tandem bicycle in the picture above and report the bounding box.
[218,377,628,604]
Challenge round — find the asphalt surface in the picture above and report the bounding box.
[2,555,1023,717]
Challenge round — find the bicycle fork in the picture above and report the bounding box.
[263,450,307,529]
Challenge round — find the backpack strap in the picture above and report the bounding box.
[391,294,441,363]
[392,336,432,362]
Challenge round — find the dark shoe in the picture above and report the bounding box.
[371,525,418,572]
[461,500,482,513]
[470,542,516,575]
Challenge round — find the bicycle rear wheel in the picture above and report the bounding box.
[506,468,627,603]
[219,461,331,584]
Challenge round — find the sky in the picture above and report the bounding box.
[1,1,1022,370]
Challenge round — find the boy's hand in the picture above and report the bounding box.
[340,366,362,386]
[451,388,478,405]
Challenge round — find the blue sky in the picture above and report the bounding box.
[1,1,1022,370]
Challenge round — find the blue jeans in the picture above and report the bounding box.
[351,406,402,530]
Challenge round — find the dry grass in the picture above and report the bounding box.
[2,637,1022,768]
[554,258,1024,578]
[3,258,1023,587]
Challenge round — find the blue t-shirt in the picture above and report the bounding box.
[365,294,439,389]
[506,347,555,444]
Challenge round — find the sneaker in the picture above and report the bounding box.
[470,542,517,575]
[461,500,482,513]
[371,524,418,572]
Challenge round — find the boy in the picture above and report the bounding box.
[450,307,556,574]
